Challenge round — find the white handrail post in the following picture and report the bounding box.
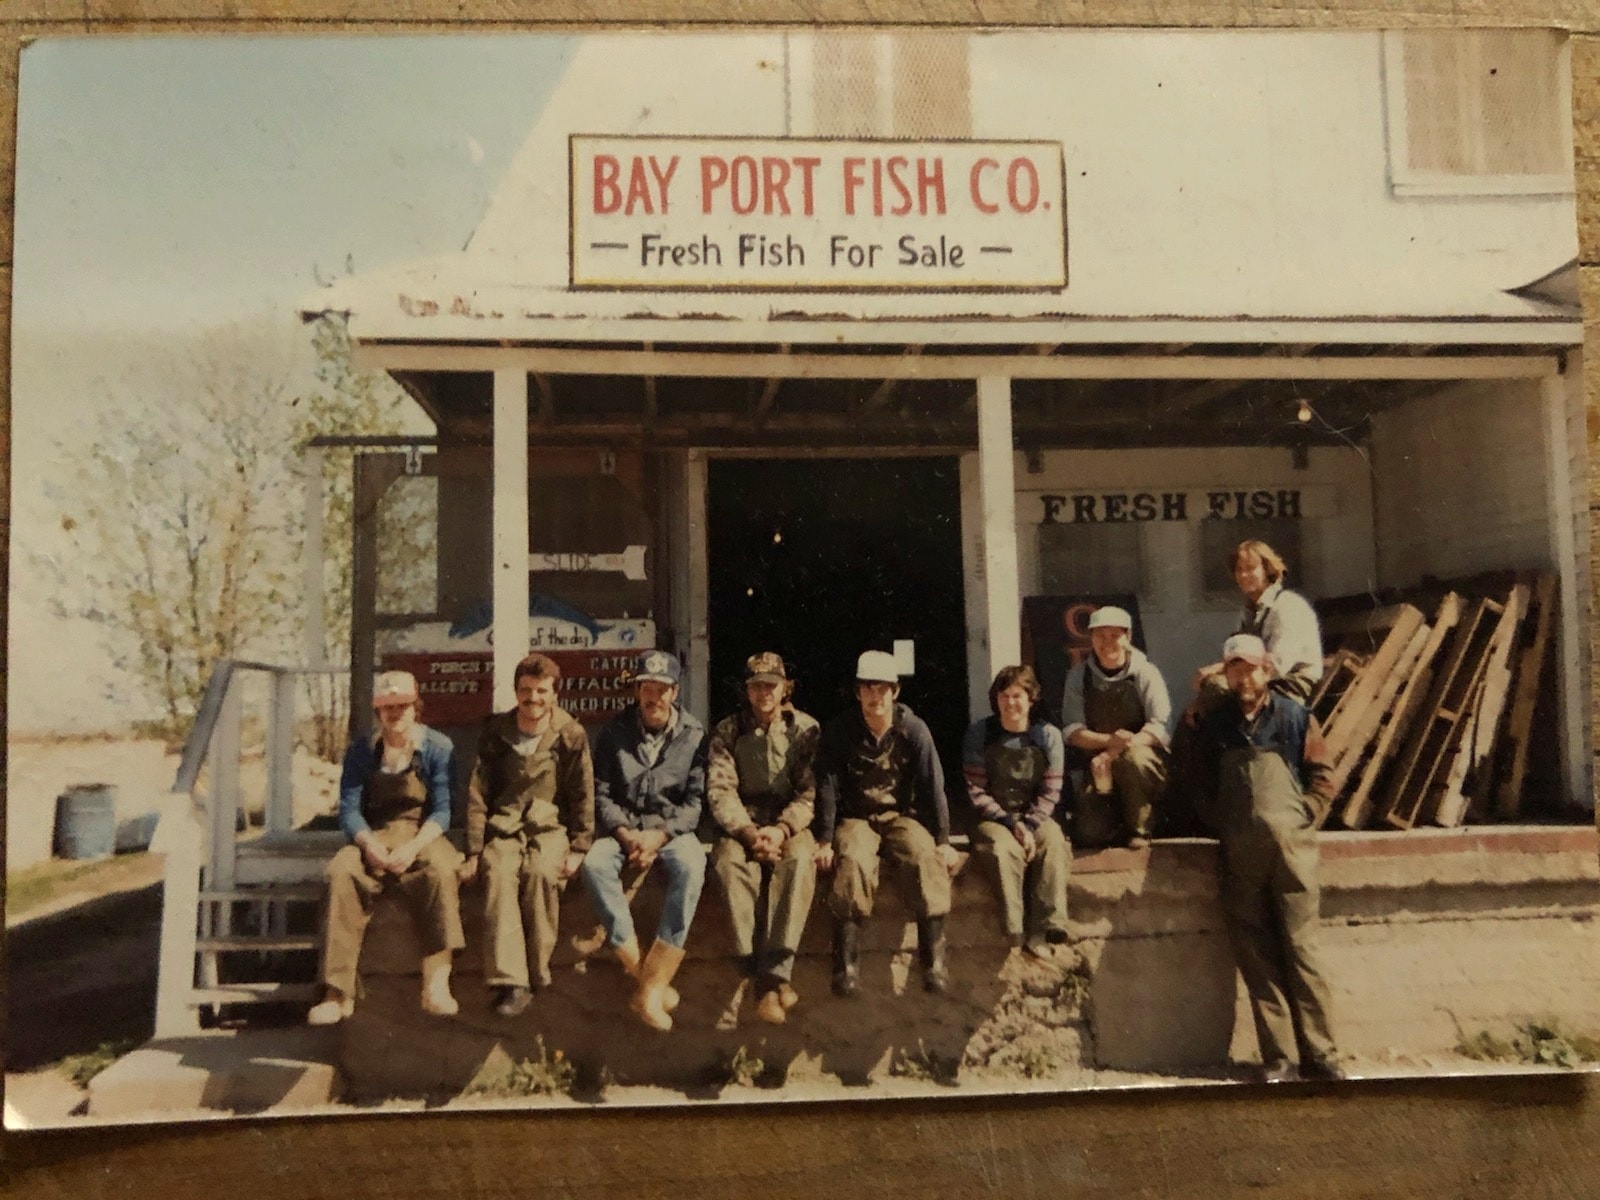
[267,670,296,835]
[209,676,243,894]
[152,794,205,1037]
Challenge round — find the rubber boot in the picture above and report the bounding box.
[918,917,950,995]
[420,950,459,1017]
[614,933,677,1012]
[831,918,861,998]
[631,941,686,1031]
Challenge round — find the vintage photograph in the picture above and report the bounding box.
[6,27,1595,1129]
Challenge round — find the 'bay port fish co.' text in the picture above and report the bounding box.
[585,146,1057,276]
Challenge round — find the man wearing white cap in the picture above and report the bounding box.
[1194,633,1343,1084]
[813,649,959,997]
[308,670,464,1025]
[1058,605,1172,850]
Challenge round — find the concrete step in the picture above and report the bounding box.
[86,1027,342,1120]
[191,983,320,1006]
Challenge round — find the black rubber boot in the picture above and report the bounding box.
[831,919,861,998]
[918,916,950,995]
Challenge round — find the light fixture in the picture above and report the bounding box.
[1296,400,1313,424]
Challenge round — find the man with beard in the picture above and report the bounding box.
[707,652,820,1024]
[461,653,594,1017]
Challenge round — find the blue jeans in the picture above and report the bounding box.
[581,833,707,950]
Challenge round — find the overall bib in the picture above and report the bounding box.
[481,734,571,990]
[1071,670,1168,847]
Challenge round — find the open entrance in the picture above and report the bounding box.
[706,456,968,755]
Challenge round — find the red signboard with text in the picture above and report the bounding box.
[381,650,638,728]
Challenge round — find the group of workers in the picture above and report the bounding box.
[306,538,1345,1085]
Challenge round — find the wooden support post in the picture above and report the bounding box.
[301,446,327,670]
[1541,368,1587,808]
[266,670,296,835]
[685,451,710,726]
[976,374,1021,674]
[210,677,243,894]
[493,368,531,712]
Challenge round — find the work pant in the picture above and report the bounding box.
[829,814,950,921]
[1070,742,1169,848]
[320,827,465,997]
[1218,820,1338,1069]
[581,833,706,950]
[711,829,817,982]
[971,819,1070,940]
[481,829,570,990]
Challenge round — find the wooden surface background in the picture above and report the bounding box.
[5,6,1600,1197]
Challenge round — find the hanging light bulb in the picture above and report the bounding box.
[772,529,783,545]
[746,586,755,598]
[1296,400,1313,424]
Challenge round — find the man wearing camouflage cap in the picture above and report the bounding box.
[1194,633,1344,1084]
[707,652,821,1025]
[814,650,959,997]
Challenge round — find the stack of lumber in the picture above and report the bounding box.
[1308,572,1556,831]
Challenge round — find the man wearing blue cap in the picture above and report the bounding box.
[1195,633,1344,1084]
[581,650,709,1031]
[1058,605,1172,850]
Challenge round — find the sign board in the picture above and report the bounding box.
[569,135,1066,291]
[382,650,641,728]
[1028,487,1338,526]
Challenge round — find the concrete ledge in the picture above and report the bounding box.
[324,825,1600,1096]
[87,1027,342,1120]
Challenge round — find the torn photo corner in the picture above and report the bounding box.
[6,26,1595,1130]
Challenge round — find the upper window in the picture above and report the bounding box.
[1382,30,1572,197]
[1038,521,1145,597]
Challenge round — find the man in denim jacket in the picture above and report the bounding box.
[581,650,710,1031]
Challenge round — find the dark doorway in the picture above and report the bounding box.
[706,457,969,758]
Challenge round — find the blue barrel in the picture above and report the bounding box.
[54,784,117,861]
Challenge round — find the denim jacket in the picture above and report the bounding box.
[337,725,456,842]
[594,705,709,839]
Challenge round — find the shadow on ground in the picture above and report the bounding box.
[6,884,160,1071]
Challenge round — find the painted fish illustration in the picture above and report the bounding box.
[448,595,613,645]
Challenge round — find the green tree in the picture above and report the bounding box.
[49,332,301,736]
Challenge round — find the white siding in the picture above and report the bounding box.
[1372,379,1552,587]
[1015,446,1376,699]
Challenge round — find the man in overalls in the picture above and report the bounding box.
[460,652,595,1018]
[1195,634,1345,1084]
[1058,606,1172,849]
[707,652,820,1025]
[814,650,960,997]
[309,670,464,1025]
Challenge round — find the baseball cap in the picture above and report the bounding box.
[634,650,682,686]
[1222,634,1270,665]
[1087,605,1133,632]
[855,650,900,683]
[373,670,418,706]
[744,652,787,685]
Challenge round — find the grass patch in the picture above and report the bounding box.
[889,1039,962,1087]
[464,1038,578,1099]
[1457,1020,1600,1070]
[7,853,157,921]
[58,1038,139,1089]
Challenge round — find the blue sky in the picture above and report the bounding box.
[14,34,575,334]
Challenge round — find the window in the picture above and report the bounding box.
[1382,30,1572,197]
[376,475,439,617]
[1038,522,1144,595]
[811,31,970,138]
[1200,520,1307,603]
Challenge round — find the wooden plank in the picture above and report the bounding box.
[1318,619,1433,818]
[1432,585,1529,827]
[1339,593,1462,830]
[1309,650,1363,724]
[1322,605,1426,761]
[189,983,320,1006]
[1494,572,1559,819]
[195,935,320,953]
[1379,597,1501,830]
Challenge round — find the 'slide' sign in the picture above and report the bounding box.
[569,135,1067,291]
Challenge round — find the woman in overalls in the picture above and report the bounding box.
[962,665,1072,957]
[307,671,465,1026]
